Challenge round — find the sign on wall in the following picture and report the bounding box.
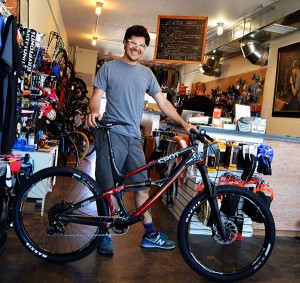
[154,15,208,64]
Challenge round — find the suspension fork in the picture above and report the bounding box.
[196,162,227,239]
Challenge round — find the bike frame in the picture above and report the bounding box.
[63,126,225,238]
[100,144,200,219]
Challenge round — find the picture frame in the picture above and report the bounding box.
[272,42,300,117]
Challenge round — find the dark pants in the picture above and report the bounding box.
[94,129,147,193]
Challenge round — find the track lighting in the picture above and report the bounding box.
[217,23,224,36]
[92,36,97,46]
[95,2,103,16]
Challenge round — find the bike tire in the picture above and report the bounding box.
[82,128,96,157]
[177,185,275,282]
[73,77,87,100]
[52,48,68,79]
[57,134,79,169]
[13,166,109,263]
[0,191,8,253]
[69,130,90,160]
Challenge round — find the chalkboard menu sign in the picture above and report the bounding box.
[154,15,207,64]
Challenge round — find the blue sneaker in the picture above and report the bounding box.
[97,235,114,255]
[141,232,175,250]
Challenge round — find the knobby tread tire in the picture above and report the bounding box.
[177,185,275,282]
[13,166,109,263]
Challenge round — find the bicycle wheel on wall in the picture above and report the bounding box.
[13,167,109,263]
[69,130,90,160]
[178,185,275,282]
[52,48,68,78]
[57,134,79,169]
[82,128,95,157]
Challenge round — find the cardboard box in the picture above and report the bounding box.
[251,117,266,134]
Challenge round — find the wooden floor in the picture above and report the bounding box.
[0,154,299,283]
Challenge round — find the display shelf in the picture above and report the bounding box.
[12,146,58,215]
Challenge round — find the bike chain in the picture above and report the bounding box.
[50,214,129,237]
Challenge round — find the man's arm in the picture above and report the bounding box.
[153,92,198,134]
[86,87,105,128]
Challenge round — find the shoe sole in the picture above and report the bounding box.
[140,243,175,250]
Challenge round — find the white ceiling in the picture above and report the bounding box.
[57,0,293,61]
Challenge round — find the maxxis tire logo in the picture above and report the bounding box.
[26,242,47,258]
[185,200,201,222]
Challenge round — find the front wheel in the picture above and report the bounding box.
[178,185,275,282]
[13,167,109,263]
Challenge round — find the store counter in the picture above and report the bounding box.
[166,123,300,237]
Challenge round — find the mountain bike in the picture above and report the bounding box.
[13,120,275,282]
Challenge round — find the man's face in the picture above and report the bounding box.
[124,36,147,62]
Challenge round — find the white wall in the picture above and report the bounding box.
[75,48,98,97]
[20,0,68,49]
[180,30,300,137]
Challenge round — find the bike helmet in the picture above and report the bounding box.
[3,155,22,176]
[257,145,273,175]
[38,100,56,120]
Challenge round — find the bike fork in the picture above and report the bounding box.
[196,163,227,239]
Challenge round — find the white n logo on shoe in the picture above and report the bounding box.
[156,239,165,246]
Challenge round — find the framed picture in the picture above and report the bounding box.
[272,42,300,117]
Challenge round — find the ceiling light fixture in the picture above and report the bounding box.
[95,2,103,16]
[217,23,224,36]
[92,36,98,46]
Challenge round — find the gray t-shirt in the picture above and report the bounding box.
[93,59,161,138]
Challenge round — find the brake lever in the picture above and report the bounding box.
[205,133,215,143]
[198,128,215,143]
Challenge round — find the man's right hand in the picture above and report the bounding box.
[86,113,102,128]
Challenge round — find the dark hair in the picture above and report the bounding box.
[124,25,150,46]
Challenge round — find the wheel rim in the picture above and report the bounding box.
[178,186,275,281]
[15,169,102,260]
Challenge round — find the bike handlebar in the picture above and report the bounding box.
[96,119,130,128]
[189,128,215,145]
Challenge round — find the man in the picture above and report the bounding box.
[288,59,300,111]
[182,81,214,116]
[86,25,196,255]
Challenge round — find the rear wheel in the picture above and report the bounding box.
[13,167,109,263]
[178,185,275,282]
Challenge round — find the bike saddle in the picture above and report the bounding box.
[97,120,130,128]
